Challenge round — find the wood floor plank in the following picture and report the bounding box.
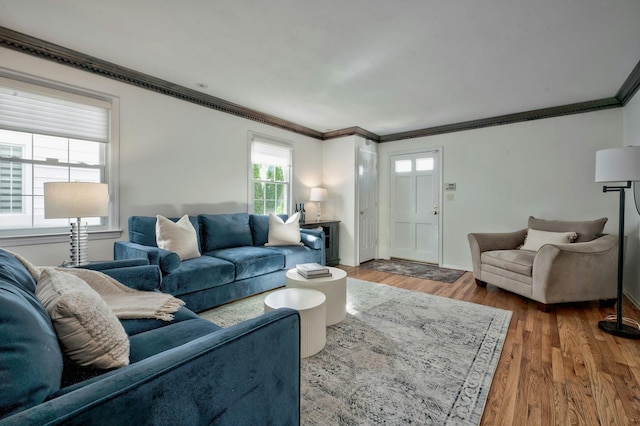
[341,267,640,425]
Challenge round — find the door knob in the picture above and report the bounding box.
[433,205,438,215]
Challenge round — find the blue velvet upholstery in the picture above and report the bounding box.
[199,213,253,251]
[129,319,222,362]
[204,246,284,280]
[266,244,324,269]
[115,213,326,312]
[120,306,201,336]
[250,213,288,246]
[300,229,324,250]
[128,215,200,249]
[0,249,301,425]
[113,241,181,274]
[0,278,63,419]
[160,256,235,296]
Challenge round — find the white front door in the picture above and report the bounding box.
[358,148,378,263]
[389,150,440,263]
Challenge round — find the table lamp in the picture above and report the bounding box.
[44,182,109,266]
[309,187,328,223]
[595,146,640,339]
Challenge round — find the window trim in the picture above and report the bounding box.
[247,131,294,215]
[0,68,121,246]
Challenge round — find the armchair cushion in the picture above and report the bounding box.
[528,216,607,242]
[481,249,536,276]
[520,229,577,251]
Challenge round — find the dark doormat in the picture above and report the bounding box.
[359,258,466,284]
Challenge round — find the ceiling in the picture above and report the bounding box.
[1,0,640,138]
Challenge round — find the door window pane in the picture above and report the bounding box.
[416,158,434,171]
[395,159,412,173]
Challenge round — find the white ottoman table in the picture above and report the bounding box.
[264,288,326,358]
[286,266,347,326]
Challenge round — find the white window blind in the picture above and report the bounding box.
[251,140,291,167]
[0,81,109,143]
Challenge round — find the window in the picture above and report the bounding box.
[249,134,292,215]
[0,75,118,239]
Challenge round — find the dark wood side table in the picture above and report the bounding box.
[300,220,341,266]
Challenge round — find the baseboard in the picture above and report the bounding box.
[624,290,640,310]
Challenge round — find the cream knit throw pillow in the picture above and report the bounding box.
[36,268,130,369]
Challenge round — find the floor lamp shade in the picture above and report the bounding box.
[595,146,640,183]
[594,146,640,339]
[44,182,109,266]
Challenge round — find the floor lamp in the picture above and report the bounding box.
[595,146,640,339]
[44,182,109,266]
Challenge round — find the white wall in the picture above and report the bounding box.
[623,92,640,307]
[1,47,324,265]
[378,108,623,270]
[322,136,357,265]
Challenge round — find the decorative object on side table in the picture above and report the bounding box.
[44,181,109,267]
[595,146,640,339]
[309,187,328,222]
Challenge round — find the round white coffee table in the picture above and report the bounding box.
[263,288,326,358]
[286,266,347,326]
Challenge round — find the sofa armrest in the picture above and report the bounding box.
[300,229,324,249]
[467,229,527,279]
[103,265,162,292]
[114,241,180,274]
[75,260,162,292]
[532,234,618,304]
[1,309,301,426]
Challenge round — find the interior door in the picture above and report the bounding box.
[389,151,440,263]
[358,148,378,263]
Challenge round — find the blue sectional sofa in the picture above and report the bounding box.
[0,249,300,425]
[114,213,325,312]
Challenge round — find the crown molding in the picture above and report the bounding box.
[1,25,637,145]
[0,26,324,140]
[322,126,380,141]
[378,98,621,142]
[616,58,640,106]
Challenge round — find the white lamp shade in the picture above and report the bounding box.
[595,146,640,183]
[44,182,109,218]
[309,187,328,202]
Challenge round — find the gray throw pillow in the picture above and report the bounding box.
[527,216,607,243]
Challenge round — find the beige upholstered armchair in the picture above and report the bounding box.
[467,216,617,311]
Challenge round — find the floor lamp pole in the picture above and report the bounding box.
[597,182,640,339]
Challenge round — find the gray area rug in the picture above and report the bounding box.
[359,259,466,283]
[200,278,511,425]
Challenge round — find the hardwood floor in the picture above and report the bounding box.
[338,265,640,425]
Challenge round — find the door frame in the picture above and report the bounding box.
[387,146,443,266]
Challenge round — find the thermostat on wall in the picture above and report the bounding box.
[444,183,456,191]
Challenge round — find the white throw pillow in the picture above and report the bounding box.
[156,215,200,260]
[520,229,577,252]
[266,212,303,246]
[35,268,130,369]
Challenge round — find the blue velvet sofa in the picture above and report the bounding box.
[0,249,300,425]
[114,213,325,312]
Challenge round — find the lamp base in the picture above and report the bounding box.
[598,320,640,339]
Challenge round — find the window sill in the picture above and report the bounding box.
[0,229,122,247]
